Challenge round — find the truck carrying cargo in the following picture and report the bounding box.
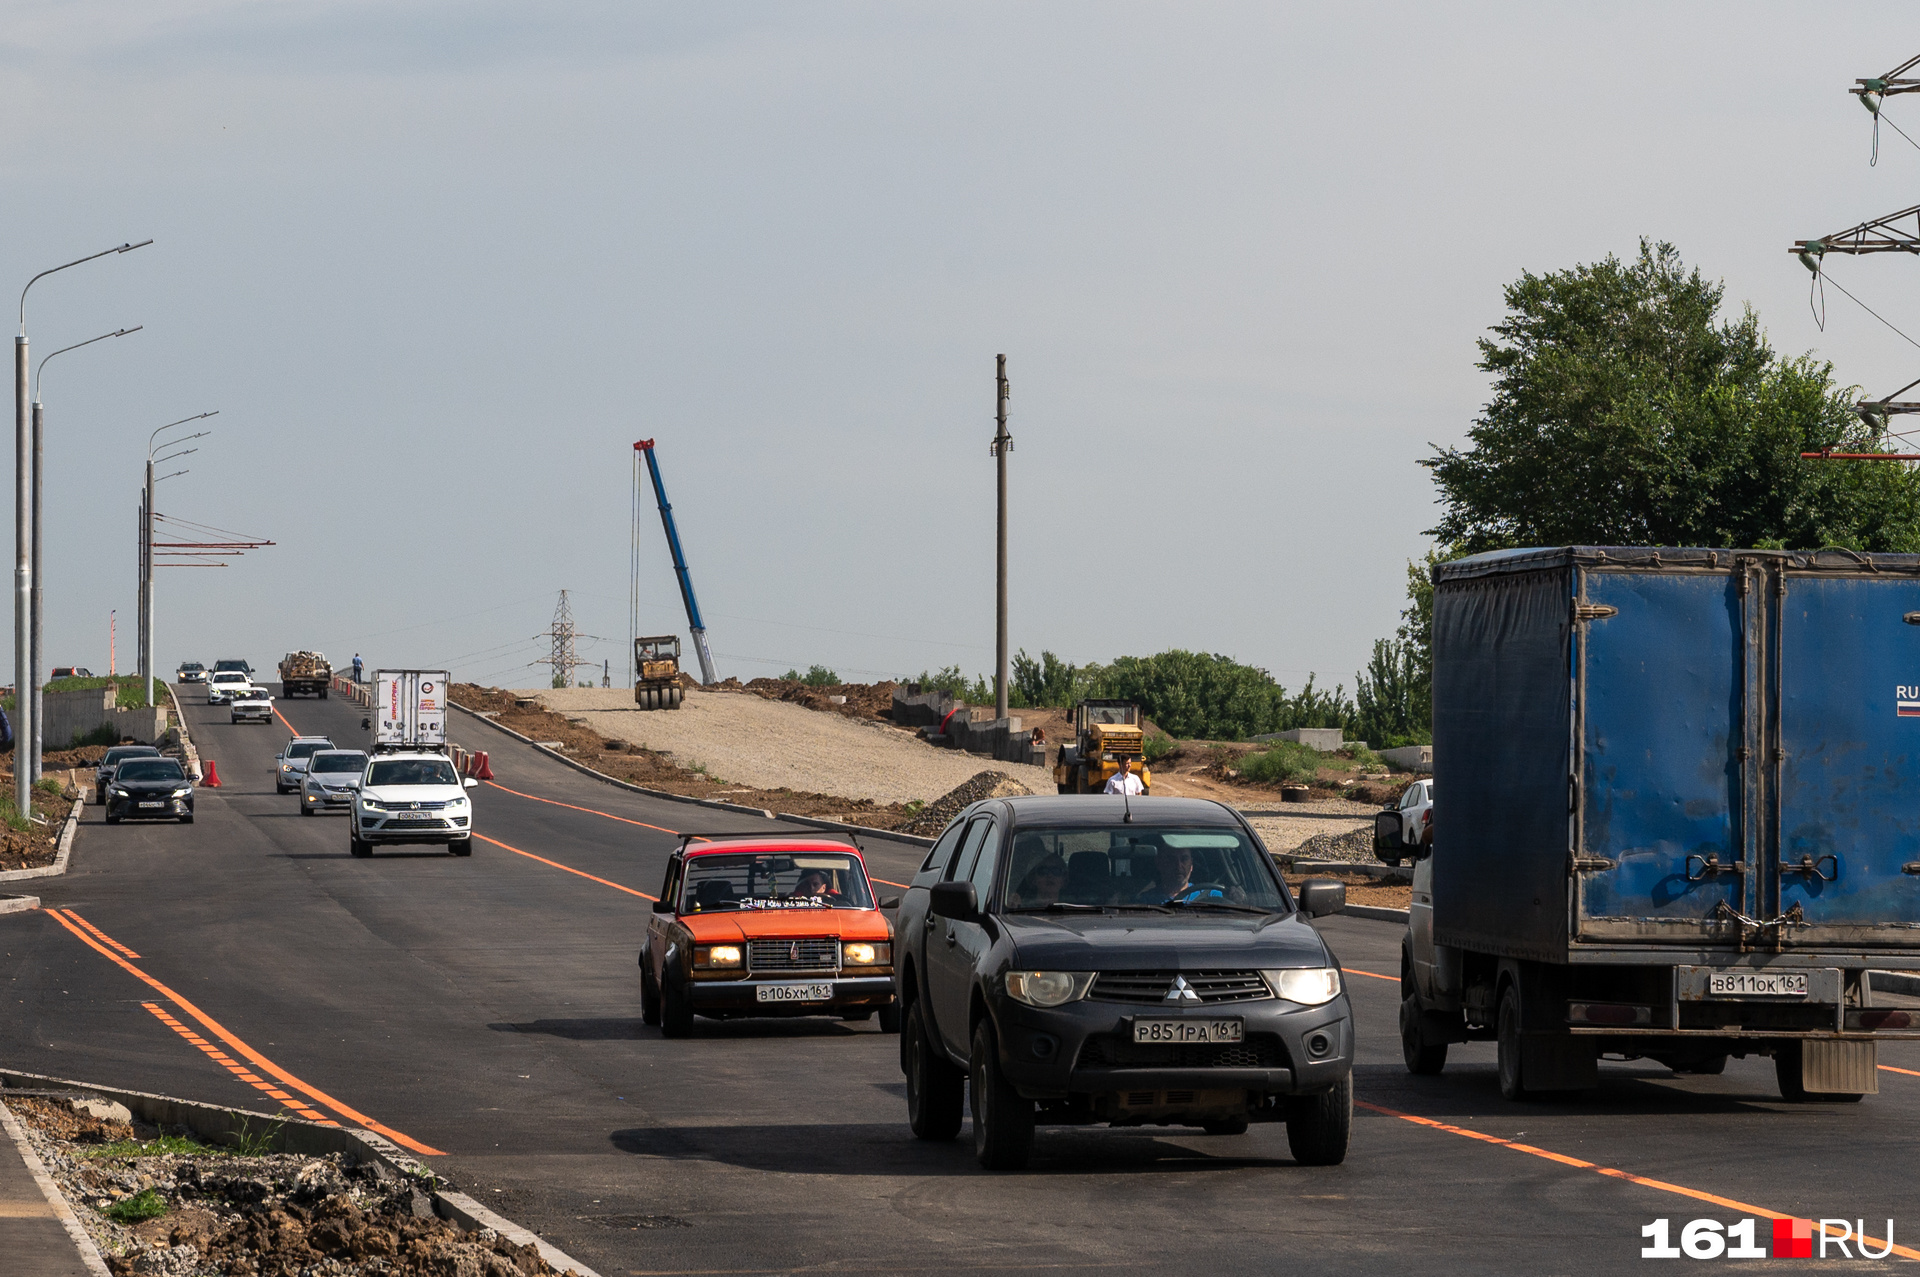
[278,650,332,698]
[372,670,450,751]
[1401,547,1920,1103]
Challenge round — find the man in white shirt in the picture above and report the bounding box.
[1103,755,1146,796]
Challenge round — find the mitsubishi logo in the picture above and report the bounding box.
[1164,975,1203,1004]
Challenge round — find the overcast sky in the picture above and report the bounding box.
[3,3,1918,696]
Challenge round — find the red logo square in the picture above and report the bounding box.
[1773,1217,1813,1259]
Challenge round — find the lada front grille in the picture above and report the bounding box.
[1090,971,1273,1005]
[1076,1033,1289,1071]
[748,938,839,971]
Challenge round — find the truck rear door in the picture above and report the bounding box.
[1574,566,1749,943]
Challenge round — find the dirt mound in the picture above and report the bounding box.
[1288,825,1376,863]
[900,770,1033,836]
[8,1097,580,1277]
[742,678,898,722]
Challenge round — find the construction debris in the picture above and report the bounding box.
[900,770,1034,836]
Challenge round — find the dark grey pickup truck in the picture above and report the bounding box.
[895,794,1353,1170]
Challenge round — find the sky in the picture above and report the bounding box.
[3,2,1920,695]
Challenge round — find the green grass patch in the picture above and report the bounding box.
[1142,732,1176,764]
[103,1188,168,1223]
[84,1134,216,1160]
[42,677,152,710]
[1238,740,1321,786]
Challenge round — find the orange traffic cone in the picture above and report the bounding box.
[474,752,493,781]
[202,759,221,787]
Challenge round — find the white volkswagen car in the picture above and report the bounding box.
[207,670,251,704]
[229,687,274,723]
[351,752,477,858]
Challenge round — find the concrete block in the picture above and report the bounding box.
[1379,745,1433,773]
[1252,728,1346,752]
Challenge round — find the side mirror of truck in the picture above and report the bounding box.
[652,897,673,914]
[361,718,371,730]
[929,880,980,922]
[1298,878,1346,918]
[878,896,901,910]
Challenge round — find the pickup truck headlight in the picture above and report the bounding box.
[1005,971,1095,1007]
[841,941,890,966]
[694,944,743,968]
[1264,967,1342,1005]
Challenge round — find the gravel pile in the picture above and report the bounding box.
[899,771,1034,836]
[1286,825,1377,863]
[8,1096,576,1277]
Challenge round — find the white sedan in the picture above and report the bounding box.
[229,687,274,723]
[207,671,251,704]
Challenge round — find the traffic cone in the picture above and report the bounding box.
[474,752,493,781]
[203,759,221,787]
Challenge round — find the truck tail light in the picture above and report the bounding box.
[1847,1009,1912,1030]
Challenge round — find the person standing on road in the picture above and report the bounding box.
[1103,755,1145,797]
[352,654,363,683]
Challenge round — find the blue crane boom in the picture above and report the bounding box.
[634,439,717,685]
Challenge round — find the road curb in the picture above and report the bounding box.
[1341,904,1409,924]
[0,894,40,914]
[0,1093,112,1276]
[0,796,83,884]
[162,681,203,783]
[449,701,935,845]
[0,1067,601,1277]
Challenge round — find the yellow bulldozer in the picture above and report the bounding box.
[1054,700,1152,794]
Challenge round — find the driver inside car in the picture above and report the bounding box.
[792,869,832,898]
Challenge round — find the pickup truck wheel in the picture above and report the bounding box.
[905,1002,963,1141]
[970,1018,1034,1170]
[1496,983,1527,1100]
[661,973,694,1038]
[1285,1072,1351,1166]
[640,962,662,1026]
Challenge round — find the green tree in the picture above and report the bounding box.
[780,665,841,687]
[1426,240,1920,553]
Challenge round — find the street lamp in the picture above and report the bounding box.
[142,413,216,707]
[14,238,151,816]
[28,326,142,783]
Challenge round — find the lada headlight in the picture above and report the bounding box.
[1264,967,1342,1006]
[694,945,742,968]
[1005,971,1095,1007]
[842,942,890,966]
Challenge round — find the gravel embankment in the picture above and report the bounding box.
[525,688,1054,806]
[1244,816,1373,858]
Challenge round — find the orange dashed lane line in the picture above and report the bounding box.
[273,707,301,735]
[475,833,657,900]
[42,908,444,1156]
[142,1004,339,1126]
[61,909,140,959]
[1356,1098,1919,1260]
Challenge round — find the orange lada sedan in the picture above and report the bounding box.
[641,836,899,1038]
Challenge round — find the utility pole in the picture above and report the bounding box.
[143,457,155,705]
[29,401,42,783]
[13,333,26,808]
[992,354,1012,720]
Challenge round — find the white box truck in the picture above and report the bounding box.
[373,670,450,750]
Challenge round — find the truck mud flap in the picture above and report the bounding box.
[1521,1033,1598,1091]
[1798,1040,1878,1095]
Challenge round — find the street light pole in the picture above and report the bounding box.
[991,354,1012,721]
[142,415,215,708]
[31,327,141,781]
[14,239,150,814]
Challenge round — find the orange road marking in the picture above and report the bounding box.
[61,910,140,959]
[872,877,910,889]
[475,833,658,900]
[142,1004,339,1126]
[1880,1063,1920,1078]
[43,908,444,1156]
[273,707,301,735]
[1356,1098,1919,1259]
[1341,966,1396,982]
[481,780,685,835]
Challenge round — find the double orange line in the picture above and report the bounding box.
[43,908,443,1156]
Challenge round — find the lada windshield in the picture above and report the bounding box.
[116,760,185,782]
[1003,827,1287,912]
[311,752,368,773]
[680,852,875,911]
[368,759,459,786]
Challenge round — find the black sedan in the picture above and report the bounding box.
[896,795,1352,1170]
[103,757,194,825]
[94,745,161,805]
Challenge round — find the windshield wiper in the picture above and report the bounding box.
[1007,902,1107,913]
[1164,901,1275,915]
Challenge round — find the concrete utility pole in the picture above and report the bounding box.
[992,354,1012,721]
[142,413,216,707]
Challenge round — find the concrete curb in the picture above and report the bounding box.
[163,681,202,783]
[0,1094,112,1277]
[1341,904,1410,924]
[449,701,936,845]
[0,796,83,884]
[0,1067,601,1277]
[0,894,40,914]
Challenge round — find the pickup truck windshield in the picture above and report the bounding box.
[311,753,367,773]
[368,759,459,786]
[1003,827,1287,911]
[680,852,875,911]
[115,760,185,782]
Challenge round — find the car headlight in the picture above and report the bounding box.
[110,788,128,798]
[280,763,293,771]
[447,796,468,807]
[694,944,743,968]
[1265,967,1342,1006]
[170,788,190,799]
[1005,971,1096,1007]
[841,941,891,966]
[359,798,384,811]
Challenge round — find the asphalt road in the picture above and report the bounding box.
[6,685,1920,1274]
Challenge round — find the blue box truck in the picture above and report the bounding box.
[1400,546,1920,1101]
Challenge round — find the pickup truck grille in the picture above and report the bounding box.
[1076,1033,1288,1071]
[1090,971,1272,1005]
[748,938,838,971]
